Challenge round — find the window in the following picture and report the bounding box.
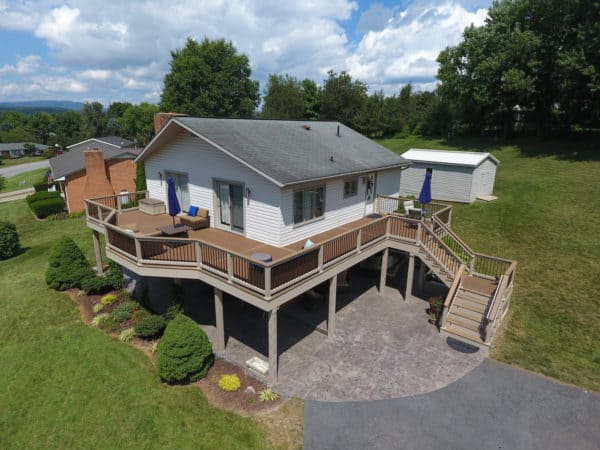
[293,186,325,224]
[343,178,358,198]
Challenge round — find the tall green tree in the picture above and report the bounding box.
[318,70,368,127]
[119,103,159,146]
[81,101,105,138]
[301,79,319,120]
[27,112,54,144]
[262,74,305,119]
[51,111,82,146]
[160,38,260,117]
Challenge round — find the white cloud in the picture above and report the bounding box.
[347,1,488,93]
[0,0,489,102]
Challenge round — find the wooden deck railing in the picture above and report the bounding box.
[482,261,517,343]
[88,193,516,304]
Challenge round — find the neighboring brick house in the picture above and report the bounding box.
[49,147,141,212]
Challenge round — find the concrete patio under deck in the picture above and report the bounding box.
[181,268,485,402]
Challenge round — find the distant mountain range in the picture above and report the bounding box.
[0,100,85,114]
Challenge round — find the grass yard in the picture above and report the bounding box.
[0,201,270,449]
[0,156,45,167]
[1,168,48,193]
[379,135,600,391]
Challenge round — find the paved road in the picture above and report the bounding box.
[0,160,49,177]
[305,359,600,450]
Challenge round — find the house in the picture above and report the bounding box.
[0,142,46,158]
[400,149,499,203]
[66,136,134,153]
[49,147,141,213]
[83,114,516,384]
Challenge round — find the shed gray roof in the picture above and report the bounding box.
[138,118,409,186]
[0,142,46,151]
[50,147,142,179]
[67,136,134,151]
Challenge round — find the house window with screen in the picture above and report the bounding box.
[344,178,358,198]
[293,186,325,224]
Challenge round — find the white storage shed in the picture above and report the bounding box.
[400,149,499,203]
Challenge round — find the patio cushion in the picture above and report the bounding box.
[197,208,209,218]
[188,205,199,217]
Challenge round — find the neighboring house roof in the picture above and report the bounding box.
[138,117,409,187]
[49,147,142,179]
[401,149,499,168]
[0,142,46,151]
[66,136,134,150]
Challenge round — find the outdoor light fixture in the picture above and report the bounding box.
[245,187,252,204]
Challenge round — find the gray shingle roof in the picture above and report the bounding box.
[144,117,408,186]
[0,142,46,151]
[66,136,134,151]
[50,147,142,179]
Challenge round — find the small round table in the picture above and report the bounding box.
[251,252,273,263]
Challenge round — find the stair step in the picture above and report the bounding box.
[442,323,484,345]
[457,288,490,304]
[453,297,487,314]
[446,314,481,332]
[449,305,484,322]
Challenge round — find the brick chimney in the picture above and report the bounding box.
[83,149,114,199]
[154,112,188,134]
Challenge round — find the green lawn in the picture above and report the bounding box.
[1,168,49,193]
[0,156,45,167]
[0,201,269,449]
[379,135,600,391]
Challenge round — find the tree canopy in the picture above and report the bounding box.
[160,38,260,117]
[318,70,368,128]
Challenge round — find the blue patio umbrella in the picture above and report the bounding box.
[166,177,181,226]
[418,170,432,206]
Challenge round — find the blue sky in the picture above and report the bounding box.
[0,1,491,105]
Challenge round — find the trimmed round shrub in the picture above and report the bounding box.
[46,236,94,290]
[0,221,21,260]
[132,308,151,324]
[97,315,118,332]
[134,315,167,338]
[218,374,241,392]
[26,191,59,205]
[157,314,213,383]
[112,301,138,322]
[30,197,65,219]
[81,275,114,295]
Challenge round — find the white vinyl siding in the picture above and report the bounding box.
[145,129,281,246]
[376,169,401,197]
[400,163,474,203]
[470,158,497,200]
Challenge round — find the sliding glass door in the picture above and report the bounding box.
[216,181,244,233]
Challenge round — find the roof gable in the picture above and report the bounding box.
[137,118,409,187]
[67,136,133,150]
[50,147,141,179]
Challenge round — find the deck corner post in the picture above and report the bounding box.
[214,288,225,353]
[134,238,142,262]
[116,195,122,211]
[318,246,324,271]
[264,266,272,299]
[92,229,104,275]
[357,228,362,253]
[195,241,202,268]
[328,275,337,337]
[268,307,279,386]
[379,248,389,293]
[406,253,415,301]
[417,258,426,293]
[226,253,233,282]
[416,222,422,243]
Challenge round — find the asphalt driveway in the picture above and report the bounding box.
[305,359,600,450]
[0,159,49,177]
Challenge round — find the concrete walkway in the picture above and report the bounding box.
[0,187,34,203]
[305,359,600,450]
[0,159,49,177]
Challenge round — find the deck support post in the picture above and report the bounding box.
[92,230,103,275]
[417,259,426,293]
[379,248,389,293]
[268,307,278,386]
[406,253,415,301]
[328,275,337,337]
[214,288,225,352]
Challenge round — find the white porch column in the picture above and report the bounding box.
[214,288,225,352]
[92,230,104,275]
[268,307,279,386]
[328,275,337,337]
[406,253,415,301]
[379,248,389,293]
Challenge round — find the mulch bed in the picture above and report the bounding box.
[69,289,282,416]
[194,359,283,416]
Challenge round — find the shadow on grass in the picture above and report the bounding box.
[436,135,600,162]
[1,246,30,260]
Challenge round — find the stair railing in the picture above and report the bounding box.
[482,261,517,343]
[440,264,465,327]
